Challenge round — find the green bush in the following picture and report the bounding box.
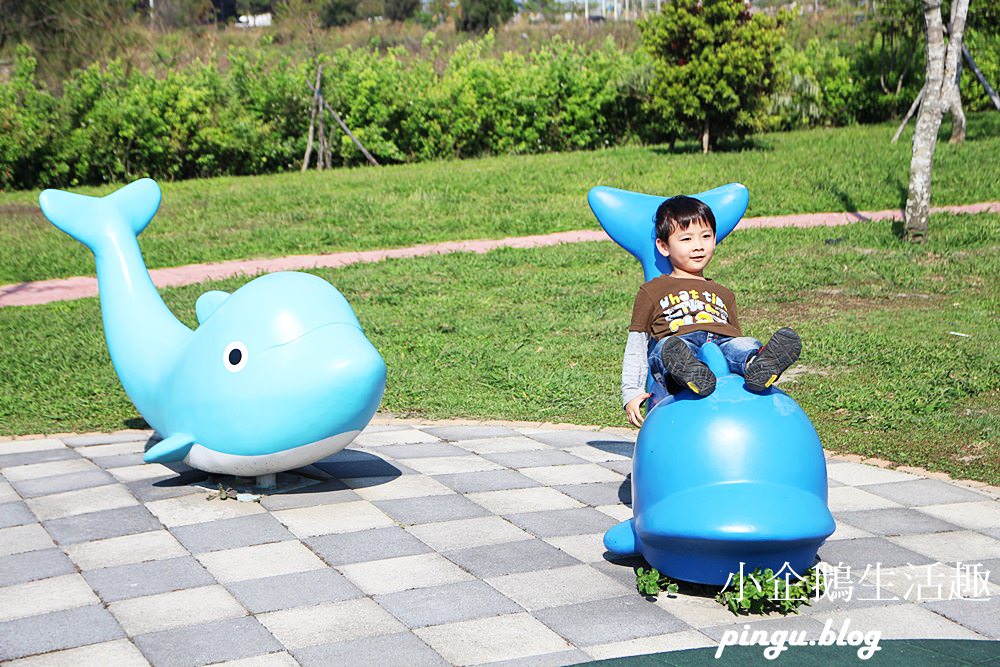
[769,39,859,130]
[0,37,658,189]
[0,46,62,191]
[962,29,1000,113]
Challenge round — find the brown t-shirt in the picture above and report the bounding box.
[629,275,742,340]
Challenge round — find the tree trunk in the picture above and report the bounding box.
[301,66,324,172]
[892,87,924,144]
[701,119,710,154]
[948,55,966,143]
[904,0,968,243]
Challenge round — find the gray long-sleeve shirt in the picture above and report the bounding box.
[621,331,650,408]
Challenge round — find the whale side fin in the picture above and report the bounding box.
[588,183,749,282]
[196,290,230,325]
[603,518,639,556]
[39,178,161,253]
[144,433,196,463]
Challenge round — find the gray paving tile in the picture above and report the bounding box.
[313,457,413,479]
[554,482,630,507]
[924,596,1000,638]
[818,537,936,569]
[0,547,76,586]
[170,513,296,553]
[421,425,522,441]
[599,460,633,476]
[226,568,363,613]
[294,631,448,667]
[475,649,591,667]
[374,494,491,525]
[63,433,153,447]
[567,440,636,459]
[375,442,471,459]
[481,449,589,469]
[590,558,646,592]
[12,470,116,499]
[134,616,282,667]
[43,505,163,545]
[434,470,542,493]
[84,555,215,602]
[445,539,580,578]
[836,508,963,536]
[364,424,412,433]
[0,448,79,468]
[974,558,999,585]
[526,431,632,449]
[802,573,913,614]
[91,453,147,469]
[859,479,993,506]
[0,501,34,528]
[0,605,126,661]
[533,595,688,646]
[259,479,362,510]
[306,527,431,566]
[126,470,207,502]
[507,508,618,539]
[375,580,521,627]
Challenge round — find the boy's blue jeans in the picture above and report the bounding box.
[648,331,762,388]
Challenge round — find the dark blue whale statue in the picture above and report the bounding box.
[590,184,835,586]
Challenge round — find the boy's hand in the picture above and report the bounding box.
[625,393,651,428]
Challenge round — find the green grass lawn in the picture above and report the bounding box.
[2,212,997,483]
[1,114,998,285]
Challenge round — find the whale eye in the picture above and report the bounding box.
[223,341,248,373]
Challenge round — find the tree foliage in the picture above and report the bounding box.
[639,0,785,152]
[457,0,517,34]
[384,0,420,21]
[319,0,361,26]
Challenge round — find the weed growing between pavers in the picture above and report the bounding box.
[635,563,826,616]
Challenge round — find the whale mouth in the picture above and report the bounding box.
[264,321,362,351]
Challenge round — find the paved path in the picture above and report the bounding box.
[1,422,998,665]
[3,202,998,308]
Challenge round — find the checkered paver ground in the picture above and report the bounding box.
[1,424,998,665]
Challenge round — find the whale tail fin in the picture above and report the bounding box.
[587,183,749,282]
[39,178,162,254]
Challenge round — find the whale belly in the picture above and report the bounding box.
[184,431,361,476]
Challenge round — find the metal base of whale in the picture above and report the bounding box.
[182,430,361,477]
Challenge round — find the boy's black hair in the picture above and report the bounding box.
[654,195,717,242]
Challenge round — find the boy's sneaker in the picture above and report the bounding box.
[745,327,802,392]
[661,336,717,396]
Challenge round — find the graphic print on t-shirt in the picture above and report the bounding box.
[659,289,731,333]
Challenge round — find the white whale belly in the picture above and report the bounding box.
[183,431,361,476]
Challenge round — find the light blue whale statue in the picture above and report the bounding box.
[590,184,835,586]
[39,179,386,477]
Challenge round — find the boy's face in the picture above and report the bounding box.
[656,221,716,279]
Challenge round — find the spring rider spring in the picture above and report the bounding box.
[39,179,386,483]
[590,184,835,586]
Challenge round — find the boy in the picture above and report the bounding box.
[622,195,801,427]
